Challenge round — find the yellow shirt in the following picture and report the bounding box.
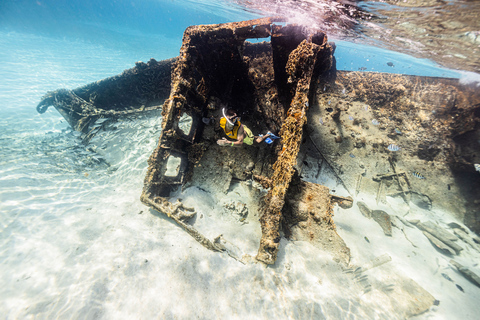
[219,117,254,145]
[219,117,241,139]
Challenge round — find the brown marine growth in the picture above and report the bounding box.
[139,18,340,264]
[35,18,352,264]
[313,71,480,234]
[256,34,334,264]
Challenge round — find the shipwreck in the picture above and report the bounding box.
[37,17,480,269]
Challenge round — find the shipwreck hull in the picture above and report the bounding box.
[138,17,352,264]
[33,17,480,319]
[35,19,480,257]
[310,71,480,233]
[37,57,175,133]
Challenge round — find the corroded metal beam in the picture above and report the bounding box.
[257,37,333,264]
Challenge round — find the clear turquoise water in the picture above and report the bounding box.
[1,1,477,319]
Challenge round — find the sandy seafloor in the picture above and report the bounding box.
[1,22,480,320]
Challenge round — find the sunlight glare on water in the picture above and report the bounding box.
[1,0,479,319]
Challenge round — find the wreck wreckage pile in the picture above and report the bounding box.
[37,18,354,265]
[36,17,480,318]
[36,17,480,262]
[139,18,353,265]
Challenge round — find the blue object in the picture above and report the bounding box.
[267,131,280,140]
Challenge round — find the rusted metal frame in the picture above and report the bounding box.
[256,39,326,264]
[140,195,223,252]
[141,18,288,253]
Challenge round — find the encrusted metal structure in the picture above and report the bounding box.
[37,58,174,133]
[139,18,350,263]
[36,18,480,265]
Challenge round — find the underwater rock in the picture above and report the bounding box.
[371,210,393,236]
[394,215,415,228]
[356,202,392,236]
[396,277,437,318]
[447,222,469,233]
[309,70,480,235]
[410,192,432,210]
[450,259,480,288]
[452,228,480,252]
[282,178,351,265]
[331,194,354,209]
[423,231,456,256]
[416,221,463,254]
[350,254,436,318]
[357,201,371,218]
[223,201,249,222]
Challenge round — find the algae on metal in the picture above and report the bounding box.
[138,18,351,264]
[34,17,479,265]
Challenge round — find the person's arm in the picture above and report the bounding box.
[255,132,271,143]
[231,125,245,146]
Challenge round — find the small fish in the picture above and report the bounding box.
[395,128,402,135]
[328,100,331,105]
[372,119,380,125]
[354,273,367,280]
[348,115,354,121]
[412,171,425,179]
[387,62,394,67]
[305,101,309,107]
[382,284,395,291]
[475,163,480,172]
[350,153,355,158]
[239,217,246,222]
[359,67,367,71]
[441,273,453,282]
[456,284,464,292]
[323,86,326,92]
[319,117,324,125]
[364,236,370,243]
[342,88,346,95]
[387,144,400,152]
[95,118,109,124]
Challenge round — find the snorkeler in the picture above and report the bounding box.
[216,108,277,146]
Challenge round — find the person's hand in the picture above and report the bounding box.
[217,138,229,146]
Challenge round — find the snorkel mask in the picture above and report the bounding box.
[222,108,239,126]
